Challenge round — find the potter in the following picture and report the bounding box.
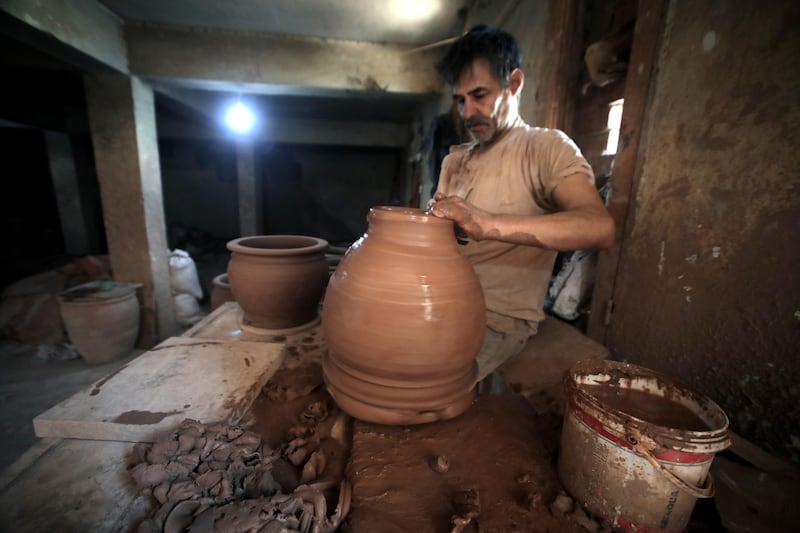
[428,25,615,374]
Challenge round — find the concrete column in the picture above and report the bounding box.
[44,132,91,255]
[84,74,178,347]
[236,140,261,236]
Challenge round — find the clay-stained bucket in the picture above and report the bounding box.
[557,359,731,531]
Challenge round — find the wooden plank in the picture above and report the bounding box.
[541,0,583,135]
[32,336,284,442]
[181,300,241,339]
[587,0,669,342]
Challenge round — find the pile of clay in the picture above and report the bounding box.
[129,417,350,533]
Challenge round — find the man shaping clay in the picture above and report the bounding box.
[428,25,615,376]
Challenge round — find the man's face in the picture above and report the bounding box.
[452,58,520,144]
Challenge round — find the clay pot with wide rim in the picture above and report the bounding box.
[322,206,486,425]
[226,235,328,330]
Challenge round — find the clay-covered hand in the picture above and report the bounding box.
[428,193,493,241]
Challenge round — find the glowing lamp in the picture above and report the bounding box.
[224,101,256,134]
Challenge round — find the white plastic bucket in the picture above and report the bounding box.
[557,359,731,531]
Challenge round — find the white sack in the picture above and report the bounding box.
[173,293,204,327]
[169,249,203,299]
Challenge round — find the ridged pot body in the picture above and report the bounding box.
[227,235,328,329]
[322,207,486,425]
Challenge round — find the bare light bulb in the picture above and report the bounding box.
[225,101,255,134]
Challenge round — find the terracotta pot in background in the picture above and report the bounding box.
[58,281,141,364]
[210,273,234,311]
[322,206,486,425]
[226,235,328,330]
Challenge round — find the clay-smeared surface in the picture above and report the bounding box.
[114,409,183,425]
[344,395,588,532]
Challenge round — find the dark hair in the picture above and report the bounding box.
[436,25,522,87]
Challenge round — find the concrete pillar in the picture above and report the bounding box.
[236,140,261,236]
[44,132,92,255]
[84,74,178,347]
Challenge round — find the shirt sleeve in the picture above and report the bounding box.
[534,129,595,206]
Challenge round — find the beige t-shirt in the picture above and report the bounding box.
[437,120,594,331]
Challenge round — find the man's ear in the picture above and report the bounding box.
[509,68,524,96]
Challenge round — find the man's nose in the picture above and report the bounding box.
[461,98,476,120]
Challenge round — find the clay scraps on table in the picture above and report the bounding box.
[129,417,350,533]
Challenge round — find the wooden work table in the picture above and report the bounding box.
[0,302,609,532]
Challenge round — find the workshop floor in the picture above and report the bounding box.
[0,340,142,472]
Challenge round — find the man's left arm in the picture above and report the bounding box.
[429,172,615,251]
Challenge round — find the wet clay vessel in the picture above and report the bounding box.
[322,206,486,425]
[227,235,328,330]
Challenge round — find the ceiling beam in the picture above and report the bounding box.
[0,0,128,73]
[126,23,444,97]
[157,116,408,148]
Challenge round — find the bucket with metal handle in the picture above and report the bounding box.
[557,359,731,531]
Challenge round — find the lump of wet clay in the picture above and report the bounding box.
[450,488,480,533]
[431,454,450,473]
[129,417,350,532]
[550,491,574,516]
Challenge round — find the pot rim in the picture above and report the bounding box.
[227,235,328,255]
[565,359,731,451]
[369,206,451,225]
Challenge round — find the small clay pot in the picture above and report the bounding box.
[322,206,486,425]
[227,235,328,330]
[210,273,234,311]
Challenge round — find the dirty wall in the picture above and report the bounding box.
[607,0,800,462]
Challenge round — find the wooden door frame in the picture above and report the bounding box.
[586,0,669,343]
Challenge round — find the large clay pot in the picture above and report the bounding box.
[227,235,328,330]
[322,206,486,425]
[210,273,234,311]
[58,281,141,364]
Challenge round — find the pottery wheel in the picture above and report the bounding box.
[240,316,321,336]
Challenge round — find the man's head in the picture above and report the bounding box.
[437,25,524,144]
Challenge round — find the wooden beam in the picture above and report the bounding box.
[0,0,127,73]
[126,23,443,96]
[587,0,669,343]
[156,116,409,148]
[541,0,584,135]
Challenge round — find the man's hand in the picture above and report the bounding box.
[428,172,614,251]
[428,193,493,241]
